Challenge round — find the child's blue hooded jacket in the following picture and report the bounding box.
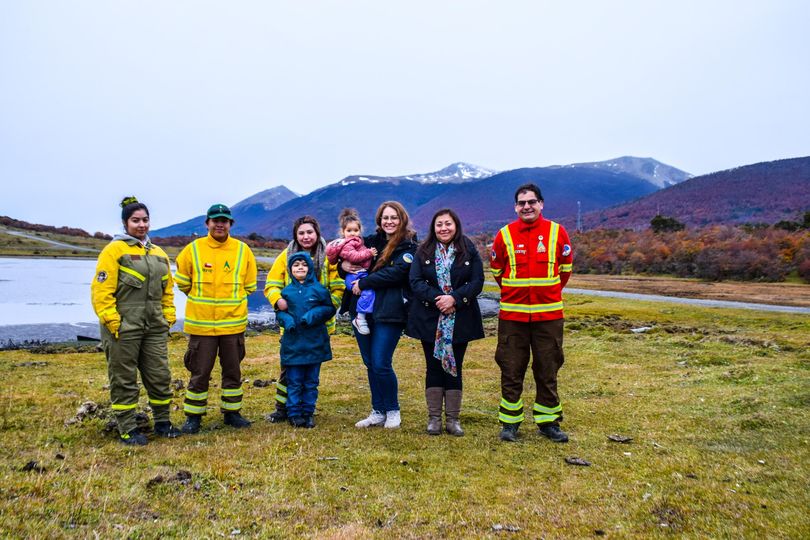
[276,252,336,366]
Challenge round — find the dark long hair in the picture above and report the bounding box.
[291,215,322,247]
[416,208,467,262]
[120,196,149,226]
[373,201,415,271]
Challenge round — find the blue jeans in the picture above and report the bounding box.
[286,363,321,418]
[354,318,402,412]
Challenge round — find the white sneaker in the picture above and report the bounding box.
[352,317,370,335]
[384,410,401,429]
[355,410,385,428]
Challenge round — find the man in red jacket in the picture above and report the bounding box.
[490,183,573,442]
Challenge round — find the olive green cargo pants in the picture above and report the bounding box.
[101,326,173,435]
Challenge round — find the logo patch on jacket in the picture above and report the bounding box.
[402,253,413,264]
[562,244,572,257]
[96,271,107,283]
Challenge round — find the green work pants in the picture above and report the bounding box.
[101,325,173,435]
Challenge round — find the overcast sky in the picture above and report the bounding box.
[1,1,808,234]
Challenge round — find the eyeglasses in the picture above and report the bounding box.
[516,199,539,207]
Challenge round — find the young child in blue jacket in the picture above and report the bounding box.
[275,252,337,428]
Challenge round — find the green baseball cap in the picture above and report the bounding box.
[206,203,233,220]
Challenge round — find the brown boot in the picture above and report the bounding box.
[444,389,464,436]
[426,387,444,435]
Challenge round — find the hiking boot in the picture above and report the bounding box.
[538,423,569,443]
[181,415,202,434]
[265,410,287,424]
[120,429,148,446]
[499,423,519,442]
[289,416,307,428]
[384,410,401,429]
[352,317,370,335]
[304,416,316,429]
[223,412,252,429]
[154,421,182,438]
[355,410,385,428]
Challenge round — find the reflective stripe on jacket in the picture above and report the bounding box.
[175,235,257,336]
[490,217,573,322]
[263,248,344,334]
[91,238,175,332]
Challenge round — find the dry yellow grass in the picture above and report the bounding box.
[1,294,808,538]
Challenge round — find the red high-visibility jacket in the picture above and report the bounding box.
[490,216,573,322]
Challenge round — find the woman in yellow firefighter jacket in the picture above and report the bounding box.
[91,197,181,445]
[264,215,344,422]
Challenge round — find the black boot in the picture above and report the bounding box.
[223,411,252,428]
[120,429,148,446]
[181,415,202,434]
[304,416,315,429]
[154,421,182,438]
[499,423,519,442]
[538,423,569,443]
[266,405,287,424]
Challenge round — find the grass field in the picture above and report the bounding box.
[1,295,808,538]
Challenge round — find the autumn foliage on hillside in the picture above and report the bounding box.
[572,225,810,283]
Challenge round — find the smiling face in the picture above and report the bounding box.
[207,217,232,242]
[343,220,362,239]
[434,213,457,245]
[290,259,309,282]
[125,209,150,240]
[515,190,544,223]
[296,223,318,250]
[379,206,401,238]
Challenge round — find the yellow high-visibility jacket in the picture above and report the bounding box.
[174,234,257,336]
[91,236,176,336]
[264,248,344,333]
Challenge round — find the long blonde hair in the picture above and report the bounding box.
[373,201,415,271]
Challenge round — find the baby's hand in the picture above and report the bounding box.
[370,247,378,256]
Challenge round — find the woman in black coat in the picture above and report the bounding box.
[406,208,484,436]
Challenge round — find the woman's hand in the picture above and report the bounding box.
[352,281,362,296]
[434,294,456,314]
[276,298,288,311]
[341,259,364,274]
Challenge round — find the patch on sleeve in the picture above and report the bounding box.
[402,253,413,264]
[562,244,572,257]
[491,250,497,260]
[96,271,108,283]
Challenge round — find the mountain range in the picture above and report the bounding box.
[152,157,692,238]
[579,156,810,230]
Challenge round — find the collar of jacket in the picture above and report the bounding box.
[205,233,231,249]
[514,214,546,233]
[113,233,152,250]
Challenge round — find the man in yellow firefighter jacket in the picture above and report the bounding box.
[174,204,258,433]
[490,183,573,443]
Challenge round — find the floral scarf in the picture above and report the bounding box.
[433,243,457,376]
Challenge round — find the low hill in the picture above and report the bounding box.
[580,156,810,230]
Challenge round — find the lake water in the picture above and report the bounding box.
[0,257,274,343]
